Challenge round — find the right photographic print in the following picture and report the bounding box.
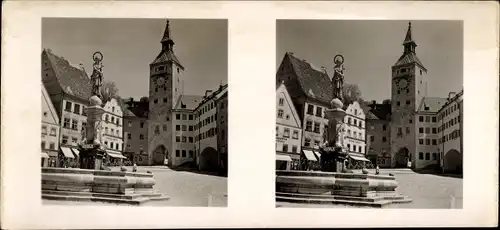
[275,20,463,209]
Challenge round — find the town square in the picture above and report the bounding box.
[40,18,228,206]
[274,20,463,208]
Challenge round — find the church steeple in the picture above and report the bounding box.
[161,20,175,51]
[403,22,417,54]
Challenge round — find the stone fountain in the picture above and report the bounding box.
[41,52,169,205]
[276,55,412,208]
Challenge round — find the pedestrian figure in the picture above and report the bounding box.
[133,163,137,172]
[376,165,380,175]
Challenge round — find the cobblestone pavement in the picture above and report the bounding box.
[44,166,227,207]
[277,168,463,209]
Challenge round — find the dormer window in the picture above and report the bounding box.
[158,66,164,71]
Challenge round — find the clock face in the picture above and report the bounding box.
[397,78,409,90]
[157,77,165,85]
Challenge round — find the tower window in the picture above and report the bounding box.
[163,97,167,103]
[406,100,410,105]
[406,89,409,93]
[154,99,158,104]
[396,101,400,106]
[420,70,423,75]
[397,90,400,94]
[155,88,158,92]
[177,68,180,73]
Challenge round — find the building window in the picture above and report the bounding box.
[49,142,55,150]
[432,139,437,145]
[292,130,299,139]
[176,136,180,142]
[41,125,48,135]
[182,125,187,131]
[425,153,430,160]
[425,139,430,145]
[140,134,144,140]
[189,115,193,120]
[419,152,424,160]
[396,101,400,106]
[50,127,57,136]
[370,136,374,142]
[163,124,167,131]
[176,125,180,131]
[277,109,284,118]
[189,150,193,158]
[73,104,81,115]
[432,116,437,123]
[71,119,78,130]
[304,138,311,147]
[347,144,351,150]
[276,126,279,136]
[140,122,144,128]
[176,114,180,120]
[425,127,430,134]
[419,139,423,145]
[382,125,387,131]
[382,137,387,142]
[279,98,284,106]
[182,150,186,157]
[432,128,437,134]
[292,145,298,153]
[358,146,362,153]
[347,117,352,124]
[63,118,70,128]
[425,116,430,122]
[282,144,288,152]
[127,133,131,139]
[65,101,72,112]
[163,97,168,103]
[283,128,290,137]
[182,114,187,120]
[432,153,437,160]
[406,100,410,105]
[307,104,314,115]
[189,137,193,143]
[305,121,312,131]
[41,141,46,150]
[61,135,68,144]
[316,107,322,117]
[189,125,193,131]
[176,150,180,157]
[182,136,187,143]
[313,122,320,133]
[353,119,357,126]
[71,137,77,144]
[419,116,424,122]
[370,125,375,130]
[314,140,320,147]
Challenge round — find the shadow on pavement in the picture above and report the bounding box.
[169,166,227,178]
[412,169,463,179]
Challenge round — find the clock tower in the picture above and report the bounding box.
[390,22,428,168]
[147,20,185,165]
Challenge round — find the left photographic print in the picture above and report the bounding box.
[41,18,228,207]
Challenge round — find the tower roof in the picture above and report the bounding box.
[394,22,426,70]
[151,20,184,69]
[403,22,414,44]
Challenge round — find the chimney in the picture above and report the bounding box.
[372,100,376,105]
[448,92,457,100]
[205,90,213,98]
[47,48,52,53]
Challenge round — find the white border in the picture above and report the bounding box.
[1,1,498,228]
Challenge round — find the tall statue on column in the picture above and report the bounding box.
[91,51,104,98]
[332,54,345,100]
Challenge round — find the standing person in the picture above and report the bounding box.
[133,163,137,172]
[376,165,380,175]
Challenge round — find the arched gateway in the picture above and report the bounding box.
[444,149,462,174]
[395,147,411,168]
[199,147,218,171]
[152,145,167,165]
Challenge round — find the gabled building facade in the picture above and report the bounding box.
[437,91,463,173]
[276,82,303,170]
[364,100,392,168]
[102,98,126,162]
[41,83,60,167]
[42,49,92,166]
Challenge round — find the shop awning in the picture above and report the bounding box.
[276,154,292,162]
[71,148,80,157]
[107,152,127,159]
[60,147,75,158]
[348,154,371,162]
[41,152,49,158]
[313,150,321,159]
[303,150,317,161]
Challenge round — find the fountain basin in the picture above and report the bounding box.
[276,170,411,208]
[42,167,169,205]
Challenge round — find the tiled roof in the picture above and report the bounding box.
[151,49,183,69]
[174,94,203,110]
[43,50,92,100]
[286,53,333,103]
[364,102,391,121]
[123,100,149,118]
[417,97,447,113]
[359,102,379,120]
[394,52,426,70]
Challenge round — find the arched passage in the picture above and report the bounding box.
[199,147,219,171]
[152,145,167,165]
[395,147,410,168]
[444,149,462,174]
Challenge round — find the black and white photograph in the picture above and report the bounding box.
[275,20,464,208]
[41,18,228,207]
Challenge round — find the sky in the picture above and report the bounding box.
[42,18,228,100]
[276,20,463,102]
